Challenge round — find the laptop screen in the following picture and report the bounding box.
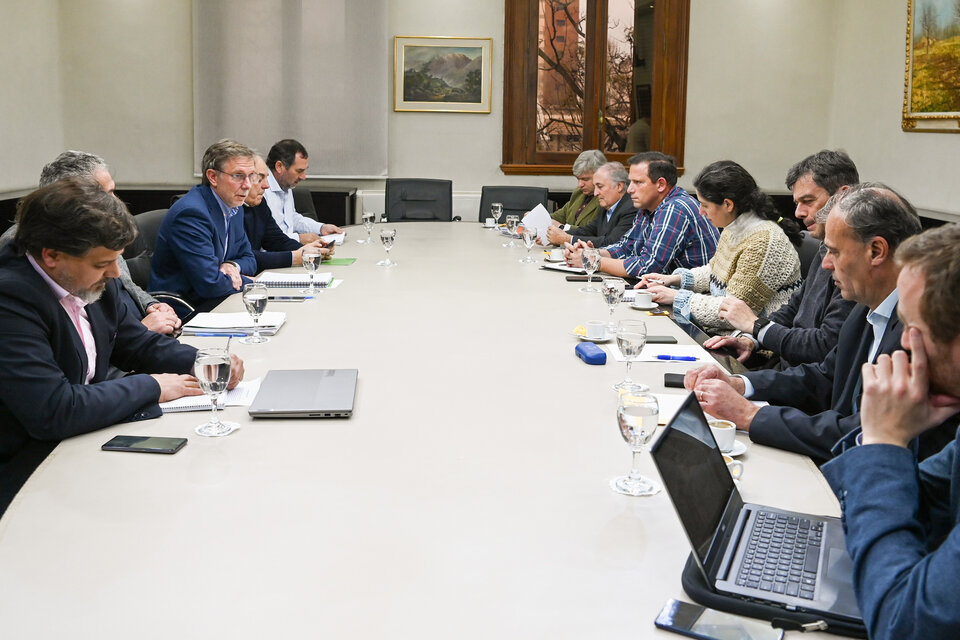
[650,393,737,564]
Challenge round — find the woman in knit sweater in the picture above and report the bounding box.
[639,160,803,335]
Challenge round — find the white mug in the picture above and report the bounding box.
[549,248,564,261]
[586,320,607,340]
[634,291,654,307]
[723,454,744,480]
[709,419,737,453]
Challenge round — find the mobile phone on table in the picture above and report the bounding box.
[654,599,783,640]
[101,435,187,454]
[565,275,602,282]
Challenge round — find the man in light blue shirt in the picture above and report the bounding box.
[263,139,343,243]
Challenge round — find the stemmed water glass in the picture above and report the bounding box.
[490,202,503,229]
[601,277,625,331]
[611,392,661,496]
[194,347,238,437]
[357,211,376,244]
[377,228,397,267]
[519,225,538,263]
[240,282,269,344]
[614,319,649,392]
[301,246,322,294]
[503,214,520,247]
[580,247,601,293]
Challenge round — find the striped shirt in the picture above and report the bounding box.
[605,186,719,277]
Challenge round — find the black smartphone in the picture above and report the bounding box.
[565,275,601,282]
[664,372,686,388]
[654,599,783,640]
[102,435,187,454]
[647,335,678,344]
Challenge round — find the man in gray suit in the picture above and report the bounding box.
[1,151,180,335]
[545,162,636,248]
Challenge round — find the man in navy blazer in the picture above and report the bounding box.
[150,139,259,312]
[242,155,328,273]
[545,162,636,248]
[685,184,954,463]
[821,223,960,639]
[0,179,244,517]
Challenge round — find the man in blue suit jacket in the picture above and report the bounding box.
[150,139,259,312]
[821,224,960,640]
[0,179,245,517]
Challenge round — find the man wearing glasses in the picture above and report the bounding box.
[150,139,259,313]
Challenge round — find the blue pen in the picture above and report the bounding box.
[190,332,247,338]
[656,355,698,361]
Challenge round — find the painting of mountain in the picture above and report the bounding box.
[402,46,483,103]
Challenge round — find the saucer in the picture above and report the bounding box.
[543,256,565,263]
[483,223,495,229]
[631,302,659,310]
[573,332,612,343]
[722,440,748,457]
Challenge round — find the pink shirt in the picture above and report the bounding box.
[27,254,97,383]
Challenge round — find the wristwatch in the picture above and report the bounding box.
[753,317,772,338]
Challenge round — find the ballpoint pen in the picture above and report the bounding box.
[655,355,698,361]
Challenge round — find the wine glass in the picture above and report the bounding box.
[601,278,625,331]
[519,225,538,263]
[194,348,238,437]
[614,319,649,392]
[611,392,661,496]
[358,211,375,244]
[240,282,269,344]
[377,228,397,267]
[579,247,601,293]
[490,202,503,229]
[301,247,322,294]
[503,215,520,247]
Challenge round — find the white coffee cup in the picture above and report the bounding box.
[484,217,495,228]
[586,320,607,340]
[722,454,744,479]
[549,248,564,261]
[633,291,654,307]
[709,419,737,453]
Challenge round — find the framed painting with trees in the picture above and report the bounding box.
[394,36,493,113]
[903,0,960,132]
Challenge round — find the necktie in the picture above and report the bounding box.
[573,195,594,224]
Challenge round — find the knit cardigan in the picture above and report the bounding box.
[672,211,802,334]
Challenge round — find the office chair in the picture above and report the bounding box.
[292,186,318,221]
[385,178,453,222]
[124,208,168,259]
[797,230,821,276]
[477,186,549,223]
[123,208,195,317]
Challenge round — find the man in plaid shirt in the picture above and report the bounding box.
[566,152,719,279]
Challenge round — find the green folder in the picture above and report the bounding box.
[323,257,357,266]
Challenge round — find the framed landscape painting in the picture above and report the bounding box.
[394,36,492,113]
[903,0,960,132]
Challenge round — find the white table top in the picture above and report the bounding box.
[0,222,841,639]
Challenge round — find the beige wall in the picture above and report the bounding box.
[1,0,957,217]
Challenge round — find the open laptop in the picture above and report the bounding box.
[649,392,861,623]
[248,369,357,418]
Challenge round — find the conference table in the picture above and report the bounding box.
[0,222,843,638]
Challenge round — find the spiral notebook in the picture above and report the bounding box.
[257,271,333,287]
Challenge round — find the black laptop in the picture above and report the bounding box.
[649,392,862,623]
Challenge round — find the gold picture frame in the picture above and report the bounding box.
[394,36,492,113]
[902,0,960,132]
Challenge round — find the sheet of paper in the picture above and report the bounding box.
[160,378,262,412]
[257,271,333,285]
[184,311,287,330]
[606,343,709,362]
[540,262,586,274]
[521,204,553,244]
[321,232,345,245]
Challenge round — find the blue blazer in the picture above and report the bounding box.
[243,201,301,272]
[822,422,960,639]
[150,185,258,307]
[0,246,197,510]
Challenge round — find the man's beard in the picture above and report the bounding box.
[60,271,108,304]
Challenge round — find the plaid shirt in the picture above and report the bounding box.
[605,186,719,277]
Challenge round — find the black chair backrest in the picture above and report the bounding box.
[292,186,318,221]
[797,230,821,276]
[478,186,550,223]
[385,179,452,222]
[124,208,168,259]
[124,254,151,290]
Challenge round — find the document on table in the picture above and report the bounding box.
[606,343,709,362]
[181,311,287,336]
[257,271,333,286]
[321,232,345,245]
[521,204,553,244]
[160,379,262,412]
[540,262,586,274]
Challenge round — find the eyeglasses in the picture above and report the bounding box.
[216,170,265,184]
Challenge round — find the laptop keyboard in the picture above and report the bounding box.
[736,510,824,600]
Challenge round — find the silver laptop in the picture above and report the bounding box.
[649,393,862,623]
[248,369,357,418]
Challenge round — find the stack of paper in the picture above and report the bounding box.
[160,379,262,412]
[321,232,345,245]
[257,271,333,287]
[521,204,553,244]
[181,311,287,336]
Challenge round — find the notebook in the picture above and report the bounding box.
[649,392,862,623]
[247,369,357,418]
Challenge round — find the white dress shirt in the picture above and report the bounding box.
[263,172,325,240]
